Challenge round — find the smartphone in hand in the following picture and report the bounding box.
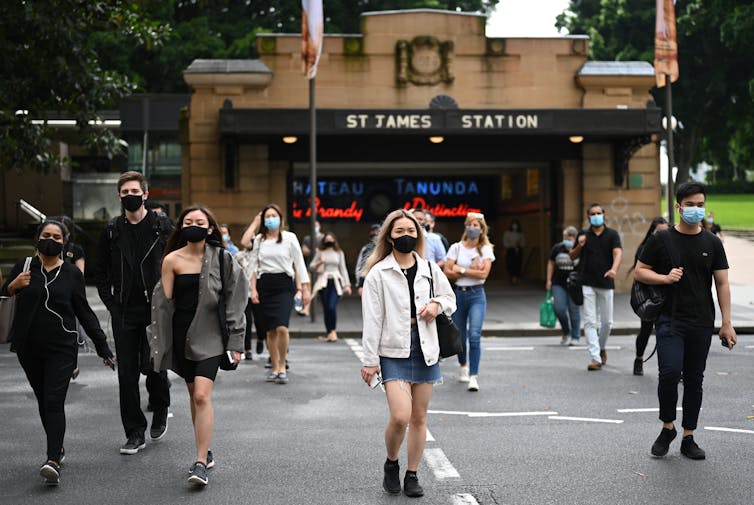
[369,372,383,389]
[721,338,734,350]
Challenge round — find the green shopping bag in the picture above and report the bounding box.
[539,290,557,328]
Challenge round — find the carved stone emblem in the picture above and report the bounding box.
[396,36,454,86]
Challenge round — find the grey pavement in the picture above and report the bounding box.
[80,234,754,343]
[2,334,753,505]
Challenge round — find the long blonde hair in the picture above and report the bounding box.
[460,212,494,256]
[363,209,426,276]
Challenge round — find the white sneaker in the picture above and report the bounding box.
[468,376,479,392]
[459,366,470,383]
[560,335,571,346]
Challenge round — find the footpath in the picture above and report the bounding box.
[287,234,754,338]
[80,235,754,339]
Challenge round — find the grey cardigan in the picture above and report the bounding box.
[149,245,249,373]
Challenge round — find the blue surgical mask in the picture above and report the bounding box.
[264,216,281,231]
[465,226,482,239]
[681,206,705,225]
[589,214,604,227]
[563,239,574,248]
[222,234,230,242]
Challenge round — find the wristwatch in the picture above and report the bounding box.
[460,267,466,275]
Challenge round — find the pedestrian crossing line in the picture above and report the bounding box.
[425,428,435,442]
[744,345,754,349]
[704,426,754,435]
[568,345,622,351]
[485,346,535,351]
[429,409,556,418]
[617,407,682,413]
[423,448,461,480]
[452,493,480,505]
[344,338,365,363]
[548,416,624,424]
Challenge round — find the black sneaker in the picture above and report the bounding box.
[403,471,424,498]
[680,435,706,460]
[120,434,146,455]
[244,351,253,361]
[633,358,644,376]
[150,408,168,440]
[40,460,60,485]
[651,427,677,457]
[383,459,401,494]
[188,461,209,486]
[189,451,214,473]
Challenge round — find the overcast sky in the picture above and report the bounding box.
[486,0,570,37]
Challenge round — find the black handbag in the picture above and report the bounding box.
[426,260,461,358]
[566,271,583,306]
[630,231,679,322]
[217,249,238,371]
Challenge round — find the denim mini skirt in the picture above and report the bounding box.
[379,325,442,385]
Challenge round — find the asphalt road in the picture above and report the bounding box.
[1,334,753,505]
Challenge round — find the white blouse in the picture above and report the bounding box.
[250,231,310,284]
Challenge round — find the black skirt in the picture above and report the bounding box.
[257,272,295,332]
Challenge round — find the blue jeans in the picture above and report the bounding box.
[452,286,487,376]
[319,279,340,332]
[655,315,713,430]
[551,284,581,340]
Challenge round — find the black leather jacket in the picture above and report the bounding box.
[94,211,173,312]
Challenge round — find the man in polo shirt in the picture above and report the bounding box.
[569,203,622,371]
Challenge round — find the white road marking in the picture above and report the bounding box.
[704,426,754,435]
[485,346,535,351]
[568,345,621,351]
[429,410,555,418]
[548,416,624,424]
[423,448,461,480]
[426,428,435,442]
[452,493,480,505]
[345,338,365,362]
[168,412,174,418]
[617,407,682,413]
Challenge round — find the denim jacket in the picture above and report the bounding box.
[149,246,248,372]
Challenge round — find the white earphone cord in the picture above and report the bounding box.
[41,263,78,335]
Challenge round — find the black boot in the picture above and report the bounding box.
[383,459,401,494]
[633,358,643,376]
[403,471,424,498]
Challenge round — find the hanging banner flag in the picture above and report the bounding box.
[301,0,324,79]
[654,0,679,87]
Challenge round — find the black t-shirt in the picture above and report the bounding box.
[549,242,578,286]
[638,228,728,327]
[125,217,154,304]
[402,261,418,319]
[578,226,622,289]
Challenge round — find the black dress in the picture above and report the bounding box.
[171,274,222,383]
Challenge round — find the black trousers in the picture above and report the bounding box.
[18,348,75,462]
[112,307,170,438]
[656,315,713,430]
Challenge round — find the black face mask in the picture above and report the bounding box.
[38,238,63,257]
[182,225,209,243]
[423,224,431,232]
[121,194,144,212]
[392,234,417,254]
[323,241,335,248]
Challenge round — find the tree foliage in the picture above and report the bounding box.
[89,0,499,92]
[557,0,754,183]
[0,1,169,172]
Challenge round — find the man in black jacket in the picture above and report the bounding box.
[94,171,173,455]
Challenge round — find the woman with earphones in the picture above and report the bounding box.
[1,220,115,485]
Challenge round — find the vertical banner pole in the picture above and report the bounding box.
[665,76,674,225]
[309,77,317,323]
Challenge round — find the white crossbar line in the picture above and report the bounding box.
[423,448,460,480]
[485,347,535,351]
[429,409,555,417]
[704,426,754,435]
[617,407,682,413]
[452,493,481,505]
[569,345,621,351]
[548,416,624,424]
[425,428,435,442]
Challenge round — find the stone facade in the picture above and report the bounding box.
[181,9,661,289]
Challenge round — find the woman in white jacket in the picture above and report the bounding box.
[360,209,455,498]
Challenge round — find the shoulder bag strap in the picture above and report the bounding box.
[426,259,435,298]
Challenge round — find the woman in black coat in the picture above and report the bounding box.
[1,220,115,485]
